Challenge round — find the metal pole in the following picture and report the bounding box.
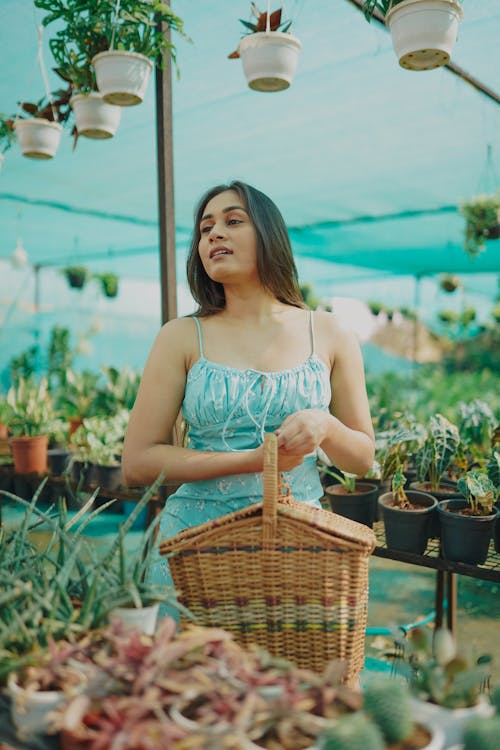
[155,11,177,325]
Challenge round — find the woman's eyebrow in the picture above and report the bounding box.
[200,205,248,222]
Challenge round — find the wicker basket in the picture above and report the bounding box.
[160,433,376,679]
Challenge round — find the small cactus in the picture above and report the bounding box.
[363,676,414,744]
[490,684,500,713]
[318,712,384,750]
[463,715,500,750]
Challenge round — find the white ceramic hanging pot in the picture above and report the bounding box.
[0,152,4,170]
[92,50,153,106]
[110,602,159,635]
[70,92,122,139]
[14,118,62,159]
[7,673,66,738]
[238,32,302,92]
[385,0,463,71]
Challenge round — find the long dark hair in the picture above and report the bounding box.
[186,181,305,316]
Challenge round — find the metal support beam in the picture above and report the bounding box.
[155,14,177,325]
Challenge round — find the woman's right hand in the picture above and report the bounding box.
[252,443,304,473]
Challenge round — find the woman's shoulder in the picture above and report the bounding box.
[313,308,356,340]
[151,316,199,363]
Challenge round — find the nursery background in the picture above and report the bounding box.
[0,0,499,384]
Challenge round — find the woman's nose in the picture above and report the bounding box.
[208,222,225,240]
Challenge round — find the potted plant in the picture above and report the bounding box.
[319,674,444,750]
[13,88,72,159]
[62,265,89,290]
[229,4,301,92]
[411,413,461,496]
[437,464,500,565]
[95,271,119,298]
[0,114,16,169]
[6,639,94,739]
[35,0,123,139]
[362,0,463,71]
[321,465,379,527]
[439,274,461,293]
[393,626,494,748]
[88,0,187,106]
[379,462,437,554]
[4,377,57,475]
[459,191,500,259]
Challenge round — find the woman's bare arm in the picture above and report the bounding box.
[276,313,375,476]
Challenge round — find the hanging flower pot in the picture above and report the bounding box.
[92,50,153,106]
[14,118,63,159]
[238,31,301,91]
[70,92,122,139]
[385,0,464,71]
[63,266,89,290]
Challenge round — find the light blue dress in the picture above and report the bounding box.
[151,311,332,616]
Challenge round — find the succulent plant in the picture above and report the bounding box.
[318,712,384,750]
[463,715,500,750]
[363,675,414,744]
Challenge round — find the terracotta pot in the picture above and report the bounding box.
[10,434,48,475]
[68,417,84,437]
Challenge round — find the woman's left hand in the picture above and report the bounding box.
[275,409,330,457]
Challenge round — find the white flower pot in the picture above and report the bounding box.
[411,696,494,747]
[70,92,122,139]
[385,0,463,71]
[7,673,66,738]
[92,50,153,106]
[0,152,4,170]
[238,32,302,92]
[14,118,63,159]
[110,602,159,635]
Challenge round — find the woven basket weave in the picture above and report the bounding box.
[160,433,376,679]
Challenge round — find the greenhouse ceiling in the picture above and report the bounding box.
[1,0,499,292]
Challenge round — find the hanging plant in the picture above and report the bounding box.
[96,272,119,299]
[459,192,500,259]
[440,274,461,293]
[63,265,89,290]
[13,87,72,160]
[228,4,301,92]
[362,0,463,71]
[0,115,16,168]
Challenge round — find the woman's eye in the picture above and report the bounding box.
[200,225,212,234]
[227,218,241,225]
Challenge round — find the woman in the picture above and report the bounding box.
[122,181,375,605]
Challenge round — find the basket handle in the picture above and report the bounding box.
[262,432,279,547]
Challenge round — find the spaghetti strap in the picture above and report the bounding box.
[309,310,316,355]
[192,316,204,358]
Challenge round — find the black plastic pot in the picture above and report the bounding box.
[378,490,437,554]
[325,482,379,527]
[409,481,461,538]
[437,499,499,566]
[47,448,70,476]
[93,463,122,491]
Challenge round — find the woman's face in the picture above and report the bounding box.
[198,190,259,284]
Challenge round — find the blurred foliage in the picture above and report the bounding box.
[367,366,499,432]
